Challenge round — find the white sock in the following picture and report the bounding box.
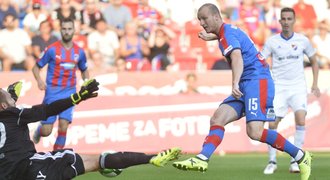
[268,145,277,163]
[291,125,305,162]
[294,150,304,162]
[196,154,208,161]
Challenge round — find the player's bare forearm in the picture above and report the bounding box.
[198,31,218,41]
[32,64,46,90]
[230,50,244,98]
[309,55,320,97]
[32,64,42,82]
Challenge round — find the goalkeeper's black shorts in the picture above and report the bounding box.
[24,149,85,180]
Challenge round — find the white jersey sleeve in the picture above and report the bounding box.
[261,36,274,59]
[303,36,316,58]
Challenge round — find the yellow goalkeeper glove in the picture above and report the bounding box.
[71,79,99,105]
[7,81,22,102]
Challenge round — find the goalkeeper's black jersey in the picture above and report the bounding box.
[0,105,47,180]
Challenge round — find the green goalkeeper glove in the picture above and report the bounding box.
[7,81,22,102]
[71,79,99,105]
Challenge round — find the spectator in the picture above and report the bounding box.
[216,0,240,21]
[51,0,80,39]
[79,0,104,35]
[73,20,89,55]
[180,72,199,94]
[135,0,164,39]
[293,0,317,37]
[114,58,127,72]
[231,0,268,47]
[119,20,150,70]
[0,0,18,29]
[11,0,29,29]
[326,0,330,24]
[313,20,330,69]
[103,0,132,38]
[0,13,33,71]
[87,19,120,72]
[31,20,58,61]
[264,0,282,34]
[211,59,231,70]
[22,1,47,37]
[148,25,175,71]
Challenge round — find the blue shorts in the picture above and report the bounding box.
[42,87,76,124]
[221,79,276,122]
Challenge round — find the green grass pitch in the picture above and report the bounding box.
[75,152,330,180]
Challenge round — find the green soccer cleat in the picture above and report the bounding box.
[150,147,181,167]
[173,157,208,172]
[298,151,313,180]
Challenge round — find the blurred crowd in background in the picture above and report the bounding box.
[0,0,329,73]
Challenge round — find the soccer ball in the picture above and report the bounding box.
[99,168,123,178]
[99,150,123,178]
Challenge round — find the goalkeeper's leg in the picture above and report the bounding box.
[99,147,181,169]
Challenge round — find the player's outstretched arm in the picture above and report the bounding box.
[19,79,99,124]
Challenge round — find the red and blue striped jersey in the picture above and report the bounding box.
[37,41,88,89]
[217,23,271,80]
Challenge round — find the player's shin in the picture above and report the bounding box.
[260,129,304,162]
[53,130,67,150]
[197,125,225,160]
[292,125,305,162]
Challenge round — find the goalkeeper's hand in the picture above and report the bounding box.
[7,81,22,102]
[71,79,99,105]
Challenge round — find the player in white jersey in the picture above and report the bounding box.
[261,7,320,175]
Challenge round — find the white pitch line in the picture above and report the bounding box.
[74,102,220,118]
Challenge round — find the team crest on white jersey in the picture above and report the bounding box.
[291,44,297,51]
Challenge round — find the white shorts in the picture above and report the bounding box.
[274,85,307,118]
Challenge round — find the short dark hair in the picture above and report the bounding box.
[60,18,75,27]
[39,20,51,30]
[281,7,295,17]
[3,13,17,21]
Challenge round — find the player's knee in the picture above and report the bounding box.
[41,128,53,136]
[246,128,263,141]
[58,125,68,132]
[268,122,278,129]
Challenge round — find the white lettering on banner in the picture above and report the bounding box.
[41,122,131,147]
[39,116,243,148]
[133,120,157,137]
[158,116,210,138]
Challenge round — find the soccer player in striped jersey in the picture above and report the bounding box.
[261,7,320,175]
[32,18,90,150]
[173,3,312,180]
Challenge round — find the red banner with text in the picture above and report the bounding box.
[1,70,329,154]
